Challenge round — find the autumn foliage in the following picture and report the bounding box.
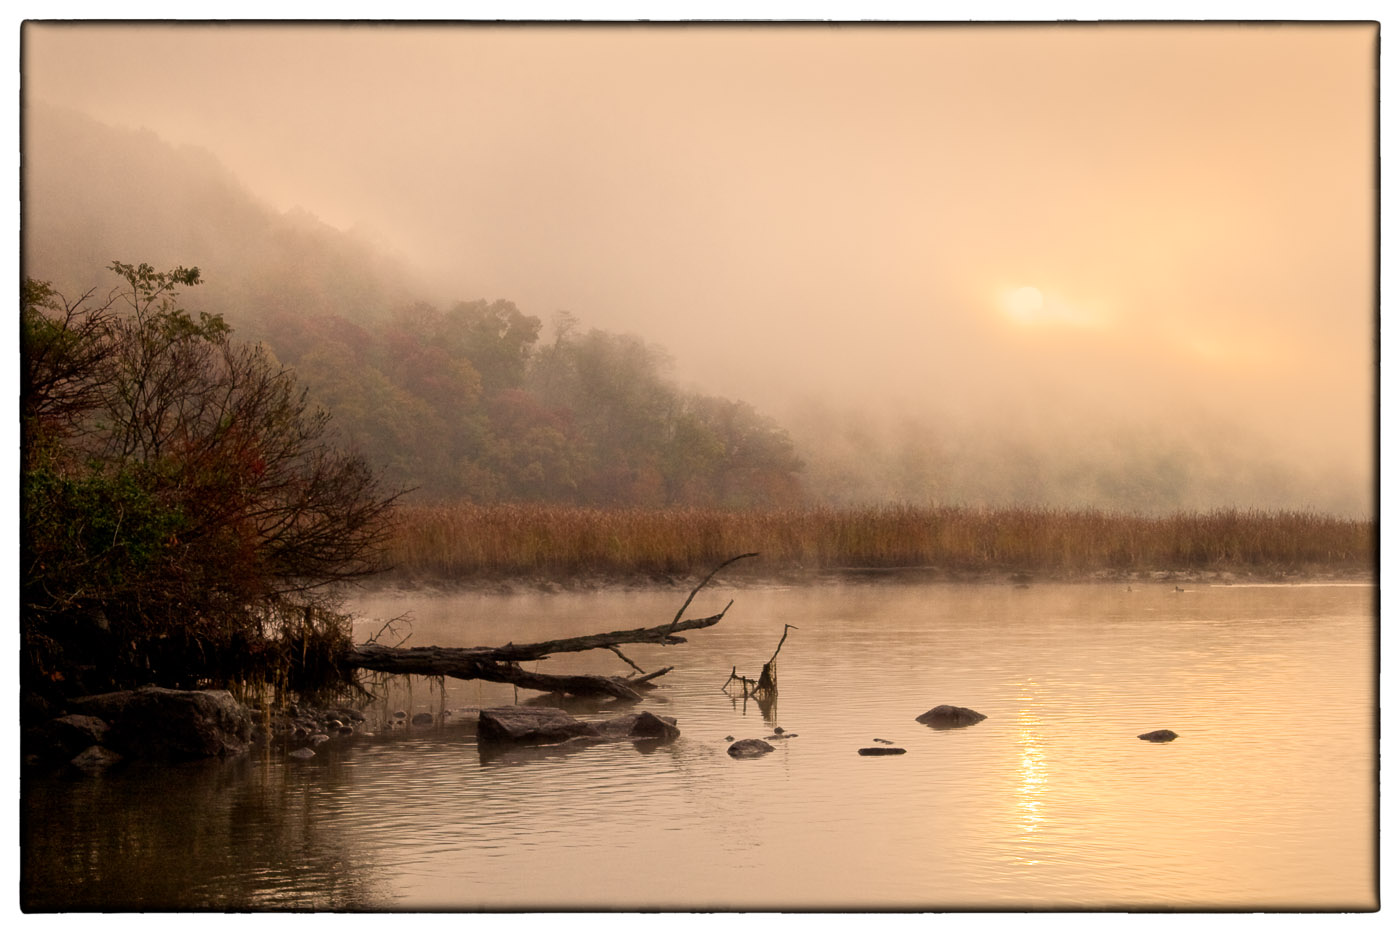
[21,263,399,699]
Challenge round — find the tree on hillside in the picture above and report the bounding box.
[21,262,400,697]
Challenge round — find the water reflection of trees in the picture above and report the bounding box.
[22,751,387,910]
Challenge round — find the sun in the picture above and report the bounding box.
[1003,286,1045,324]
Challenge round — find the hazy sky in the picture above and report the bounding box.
[22,22,1377,481]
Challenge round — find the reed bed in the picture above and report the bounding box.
[380,503,1376,585]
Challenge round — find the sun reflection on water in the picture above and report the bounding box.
[1014,698,1048,865]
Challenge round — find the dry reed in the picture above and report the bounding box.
[379,503,1375,585]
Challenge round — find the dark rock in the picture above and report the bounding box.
[393,710,408,720]
[70,745,123,772]
[338,725,355,735]
[288,747,316,759]
[477,706,602,745]
[916,704,987,729]
[309,733,331,745]
[411,712,434,726]
[872,738,894,744]
[727,738,775,759]
[858,747,907,756]
[325,718,344,730]
[593,710,680,741]
[724,735,734,742]
[337,707,367,722]
[48,714,110,756]
[21,691,55,726]
[69,687,252,760]
[24,715,105,767]
[1138,729,1179,742]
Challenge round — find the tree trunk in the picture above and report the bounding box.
[344,554,756,699]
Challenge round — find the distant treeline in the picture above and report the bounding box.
[383,503,1377,584]
[253,301,804,508]
[26,107,804,511]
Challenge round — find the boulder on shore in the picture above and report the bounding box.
[24,713,113,766]
[69,686,253,760]
[916,705,988,729]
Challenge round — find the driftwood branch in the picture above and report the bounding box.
[607,645,646,674]
[723,624,797,699]
[347,605,732,673]
[669,552,757,629]
[346,555,754,698]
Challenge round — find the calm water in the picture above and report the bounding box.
[22,581,1377,911]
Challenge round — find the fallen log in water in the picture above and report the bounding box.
[346,554,757,698]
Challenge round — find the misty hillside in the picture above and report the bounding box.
[23,105,423,324]
[22,105,804,507]
[22,105,1371,516]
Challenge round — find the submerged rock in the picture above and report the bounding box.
[70,745,123,773]
[858,747,906,756]
[592,710,680,741]
[288,747,316,759]
[727,738,775,759]
[411,712,434,726]
[1138,729,1179,743]
[477,706,680,749]
[477,707,602,745]
[916,705,987,729]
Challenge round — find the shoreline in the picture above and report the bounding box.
[358,563,1378,598]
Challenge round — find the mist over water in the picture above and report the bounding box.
[20,23,1377,516]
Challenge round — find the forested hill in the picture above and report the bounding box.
[23,106,804,506]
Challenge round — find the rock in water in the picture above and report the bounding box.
[915,705,987,729]
[477,707,602,745]
[592,710,680,741]
[70,745,122,773]
[69,687,253,760]
[288,747,316,759]
[1138,729,1179,742]
[727,738,775,759]
[858,747,906,756]
[411,712,434,725]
